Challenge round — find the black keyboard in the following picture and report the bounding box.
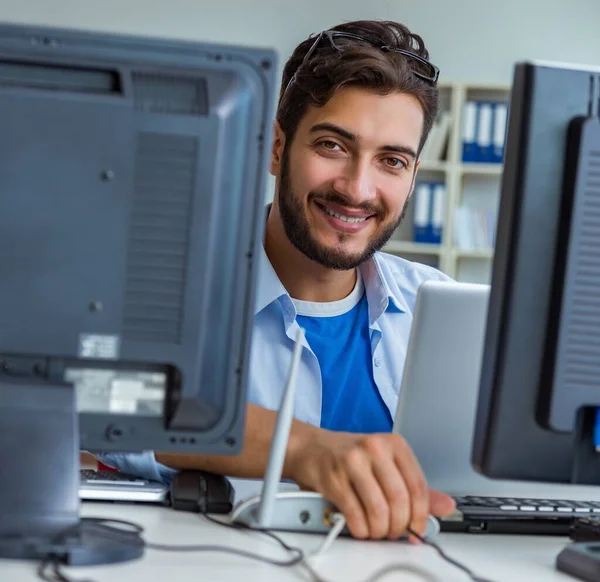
[454,495,600,519]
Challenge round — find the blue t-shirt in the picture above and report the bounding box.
[294,274,392,434]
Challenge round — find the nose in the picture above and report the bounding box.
[331,157,377,205]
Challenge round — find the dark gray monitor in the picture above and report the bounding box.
[0,23,276,456]
[0,23,276,565]
[472,61,600,485]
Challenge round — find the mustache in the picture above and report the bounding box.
[308,191,384,217]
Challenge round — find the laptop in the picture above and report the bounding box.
[79,469,168,503]
[394,280,600,534]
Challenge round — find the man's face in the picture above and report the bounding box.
[271,86,423,270]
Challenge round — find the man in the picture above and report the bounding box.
[99,19,456,540]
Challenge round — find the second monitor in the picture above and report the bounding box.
[472,60,600,486]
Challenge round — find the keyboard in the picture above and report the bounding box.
[454,495,600,519]
[79,469,169,503]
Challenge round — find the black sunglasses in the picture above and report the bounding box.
[283,29,440,97]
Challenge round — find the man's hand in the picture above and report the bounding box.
[285,430,455,540]
[155,404,454,540]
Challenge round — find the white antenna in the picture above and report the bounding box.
[256,326,305,527]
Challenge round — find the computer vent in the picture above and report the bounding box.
[123,133,197,343]
[562,149,600,388]
[132,73,208,115]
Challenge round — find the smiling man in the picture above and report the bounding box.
[99,20,455,541]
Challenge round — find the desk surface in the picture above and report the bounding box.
[0,502,578,582]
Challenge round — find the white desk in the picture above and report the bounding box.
[0,502,579,582]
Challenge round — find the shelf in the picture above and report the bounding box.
[386,82,510,281]
[460,163,503,176]
[455,248,494,259]
[461,82,512,92]
[419,160,448,172]
[384,241,443,255]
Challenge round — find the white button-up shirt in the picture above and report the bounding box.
[249,244,452,426]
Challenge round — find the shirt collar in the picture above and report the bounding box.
[254,242,290,316]
[255,245,408,321]
[359,253,408,323]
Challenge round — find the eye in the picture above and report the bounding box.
[383,156,407,170]
[317,140,342,152]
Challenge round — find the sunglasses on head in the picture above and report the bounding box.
[283,29,440,97]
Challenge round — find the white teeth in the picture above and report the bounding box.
[322,206,367,223]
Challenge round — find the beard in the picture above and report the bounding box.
[277,147,411,270]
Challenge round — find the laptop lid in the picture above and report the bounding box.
[393,280,600,500]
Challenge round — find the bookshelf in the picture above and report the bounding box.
[382,83,511,284]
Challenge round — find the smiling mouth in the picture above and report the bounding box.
[315,202,374,224]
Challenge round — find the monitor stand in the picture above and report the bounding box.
[0,377,143,565]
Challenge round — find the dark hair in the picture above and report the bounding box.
[276,20,439,154]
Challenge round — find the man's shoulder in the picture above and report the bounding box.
[372,251,453,313]
[374,251,453,286]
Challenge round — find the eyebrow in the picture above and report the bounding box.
[308,122,418,160]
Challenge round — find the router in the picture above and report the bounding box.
[230,327,441,540]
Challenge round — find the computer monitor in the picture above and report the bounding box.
[0,23,276,563]
[472,61,600,486]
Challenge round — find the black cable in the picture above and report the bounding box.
[200,512,305,556]
[35,515,496,582]
[142,513,303,566]
[202,514,439,582]
[300,555,439,582]
[202,514,440,582]
[144,540,302,566]
[36,518,143,582]
[407,527,496,582]
[37,555,94,582]
[35,516,304,582]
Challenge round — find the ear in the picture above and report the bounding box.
[269,120,286,177]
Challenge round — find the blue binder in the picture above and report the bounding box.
[461,101,478,162]
[475,102,494,162]
[413,182,432,243]
[492,102,508,163]
[430,183,445,244]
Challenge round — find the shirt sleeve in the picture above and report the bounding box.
[94,451,179,485]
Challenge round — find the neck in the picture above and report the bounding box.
[264,205,357,303]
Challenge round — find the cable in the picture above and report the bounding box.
[35,516,302,582]
[144,540,302,566]
[35,514,496,582]
[301,556,439,582]
[200,512,304,556]
[37,555,95,582]
[301,512,495,582]
[205,512,439,582]
[310,512,346,558]
[147,514,495,582]
[36,518,144,582]
[407,527,496,582]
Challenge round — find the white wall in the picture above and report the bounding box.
[2,0,600,85]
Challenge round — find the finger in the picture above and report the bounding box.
[344,449,390,539]
[370,453,411,539]
[429,489,456,517]
[322,469,370,539]
[392,439,430,541]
